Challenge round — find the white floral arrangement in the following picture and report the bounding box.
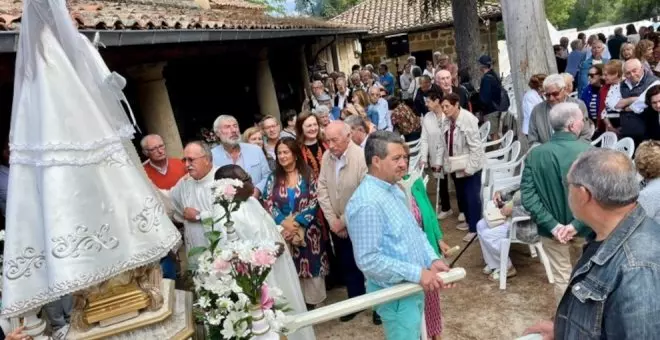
[191,179,289,339]
[193,240,289,339]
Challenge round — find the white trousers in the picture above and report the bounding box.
[476,219,512,270]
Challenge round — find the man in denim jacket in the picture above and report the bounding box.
[524,148,660,339]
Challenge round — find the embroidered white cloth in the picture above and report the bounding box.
[2,0,181,317]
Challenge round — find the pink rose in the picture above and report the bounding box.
[260,283,274,310]
[223,185,237,200]
[252,249,276,267]
[235,262,249,275]
[213,258,231,273]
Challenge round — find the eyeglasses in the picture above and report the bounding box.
[181,155,206,163]
[588,73,600,78]
[546,90,563,98]
[146,145,165,152]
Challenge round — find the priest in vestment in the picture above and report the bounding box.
[170,141,220,263]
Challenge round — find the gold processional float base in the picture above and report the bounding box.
[65,264,194,340]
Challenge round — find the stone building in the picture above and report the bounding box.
[330,0,502,74]
[0,0,365,158]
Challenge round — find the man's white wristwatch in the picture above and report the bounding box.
[195,213,201,222]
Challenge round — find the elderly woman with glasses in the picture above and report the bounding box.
[636,140,660,224]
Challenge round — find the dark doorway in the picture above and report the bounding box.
[411,49,433,73]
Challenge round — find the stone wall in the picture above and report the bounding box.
[360,21,500,75]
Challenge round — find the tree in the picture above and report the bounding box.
[545,0,578,29]
[500,0,556,150]
[295,0,361,18]
[418,0,482,88]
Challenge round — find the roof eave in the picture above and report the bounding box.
[359,12,502,40]
[0,28,368,53]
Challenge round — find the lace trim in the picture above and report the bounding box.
[10,123,135,152]
[0,230,181,318]
[9,142,129,167]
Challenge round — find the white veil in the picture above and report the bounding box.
[2,0,181,317]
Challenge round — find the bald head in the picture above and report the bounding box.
[624,59,644,83]
[325,121,352,158]
[435,69,452,91]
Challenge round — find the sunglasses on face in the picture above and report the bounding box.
[588,73,600,78]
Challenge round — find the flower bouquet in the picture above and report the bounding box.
[193,240,289,339]
[190,179,289,339]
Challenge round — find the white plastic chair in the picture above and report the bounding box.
[613,137,635,158]
[479,121,491,143]
[484,180,555,290]
[590,131,618,148]
[482,151,527,192]
[485,140,520,167]
[484,130,514,149]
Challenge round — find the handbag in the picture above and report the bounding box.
[445,154,469,173]
[485,206,507,228]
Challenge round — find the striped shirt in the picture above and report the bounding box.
[346,174,439,288]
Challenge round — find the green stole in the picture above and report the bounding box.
[404,175,443,256]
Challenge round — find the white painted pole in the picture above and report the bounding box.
[285,268,466,333]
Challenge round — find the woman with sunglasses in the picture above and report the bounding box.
[580,64,605,138]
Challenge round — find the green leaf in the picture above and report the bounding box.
[188,246,207,259]
[205,231,223,244]
[201,217,215,226]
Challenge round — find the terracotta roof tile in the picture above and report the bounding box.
[0,0,358,31]
[329,0,501,35]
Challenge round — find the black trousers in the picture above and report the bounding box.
[331,233,366,298]
[439,175,464,214]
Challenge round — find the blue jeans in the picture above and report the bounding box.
[160,256,177,280]
[367,281,424,340]
[452,171,482,233]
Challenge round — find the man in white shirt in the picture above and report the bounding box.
[171,141,219,262]
[334,77,351,111]
[400,64,413,100]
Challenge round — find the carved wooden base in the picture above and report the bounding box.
[67,279,174,340]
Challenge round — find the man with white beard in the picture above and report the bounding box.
[210,115,271,197]
[170,141,218,263]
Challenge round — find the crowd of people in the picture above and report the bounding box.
[2,23,660,340]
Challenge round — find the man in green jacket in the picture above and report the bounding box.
[521,102,592,306]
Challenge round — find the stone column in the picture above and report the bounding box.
[127,62,184,158]
[256,48,281,120]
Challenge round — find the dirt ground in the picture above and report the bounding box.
[313,194,556,340]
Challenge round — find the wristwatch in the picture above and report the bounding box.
[195,213,201,221]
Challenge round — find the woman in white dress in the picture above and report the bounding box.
[213,165,315,340]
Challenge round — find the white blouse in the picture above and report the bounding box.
[522,90,543,135]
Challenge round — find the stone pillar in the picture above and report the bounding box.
[127,62,184,158]
[256,48,281,120]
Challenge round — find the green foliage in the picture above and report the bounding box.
[548,0,659,30]
[545,0,578,29]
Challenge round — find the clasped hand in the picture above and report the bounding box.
[552,224,577,244]
[419,260,456,292]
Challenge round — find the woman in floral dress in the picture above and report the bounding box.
[262,137,329,309]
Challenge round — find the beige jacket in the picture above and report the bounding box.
[439,108,485,178]
[420,110,445,166]
[317,142,367,226]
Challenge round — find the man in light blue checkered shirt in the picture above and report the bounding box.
[346,131,451,340]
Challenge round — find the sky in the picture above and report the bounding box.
[284,0,297,14]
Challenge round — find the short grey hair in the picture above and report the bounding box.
[543,74,566,90]
[549,102,582,131]
[186,140,213,162]
[140,134,162,150]
[345,115,369,132]
[568,148,639,207]
[212,115,238,133]
[364,131,405,167]
[570,39,583,51]
[312,106,330,115]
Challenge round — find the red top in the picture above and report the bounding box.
[597,84,610,131]
[143,158,187,190]
[445,122,456,157]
